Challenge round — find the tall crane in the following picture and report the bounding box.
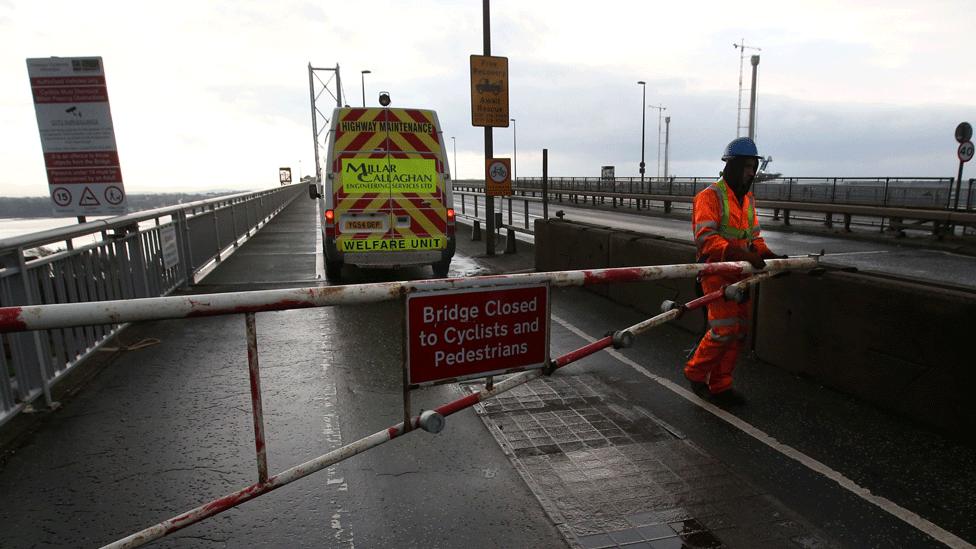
[733,39,761,138]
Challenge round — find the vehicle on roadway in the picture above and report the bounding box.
[310,105,456,281]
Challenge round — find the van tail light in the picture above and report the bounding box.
[446,208,455,236]
[324,209,336,237]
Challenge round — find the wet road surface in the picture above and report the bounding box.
[1,196,973,548]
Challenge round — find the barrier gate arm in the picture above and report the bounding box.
[102,269,789,549]
[0,258,817,334]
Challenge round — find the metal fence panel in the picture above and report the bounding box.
[0,184,303,426]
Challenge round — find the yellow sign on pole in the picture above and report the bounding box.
[485,158,512,197]
[470,55,509,127]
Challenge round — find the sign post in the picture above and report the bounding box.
[279,167,292,185]
[953,122,973,212]
[27,56,127,218]
[471,2,510,257]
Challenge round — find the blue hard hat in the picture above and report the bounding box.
[721,137,761,161]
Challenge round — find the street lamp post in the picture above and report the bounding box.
[637,81,646,193]
[664,116,670,180]
[510,118,517,184]
[510,118,516,226]
[451,136,457,179]
[360,70,371,107]
[648,104,667,179]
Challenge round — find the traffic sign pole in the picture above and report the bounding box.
[950,123,973,224]
[952,141,973,210]
[481,0,495,256]
[954,140,973,212]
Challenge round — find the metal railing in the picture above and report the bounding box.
[506,176,966,210]
[0,184,304,426]
[454,190,541,234]
[453,177,976,235]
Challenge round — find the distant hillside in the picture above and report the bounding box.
[0,192,246,218]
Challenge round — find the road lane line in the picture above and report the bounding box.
[822,250,890,256]
[315,202,325,281]
[551,314,973,549]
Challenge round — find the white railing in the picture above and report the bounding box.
[0,184,304,426]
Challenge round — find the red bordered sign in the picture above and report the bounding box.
[406,284,550,386]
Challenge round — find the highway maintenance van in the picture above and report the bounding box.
[311,106,456,281]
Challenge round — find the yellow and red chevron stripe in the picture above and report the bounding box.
[331,107,447,253]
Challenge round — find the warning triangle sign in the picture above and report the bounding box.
[79,187,100,206]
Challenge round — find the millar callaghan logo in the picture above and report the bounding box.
[342,158,437,193]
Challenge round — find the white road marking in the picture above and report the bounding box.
[315,201,325,281]
[551,314,973,549]
[822,250,889,256]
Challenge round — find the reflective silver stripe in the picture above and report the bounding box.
[707,184,724,207]
[695,221,718,231]
[709,317,747,328]
[695,229,719,244]
[707,330,735,343]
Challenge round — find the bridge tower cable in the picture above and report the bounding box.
[308,64,343,183]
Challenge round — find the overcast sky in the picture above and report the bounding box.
[1,0,973,197]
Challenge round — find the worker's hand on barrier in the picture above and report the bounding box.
[760,251,789,260]
[726,247,766,270]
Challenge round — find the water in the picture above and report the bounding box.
[0,217,109,241]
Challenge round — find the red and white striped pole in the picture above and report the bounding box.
[1,259,817,334]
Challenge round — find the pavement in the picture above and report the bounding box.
[1,197,973,548]
[456,220,975,549]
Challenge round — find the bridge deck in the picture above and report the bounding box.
[0,198,973,548]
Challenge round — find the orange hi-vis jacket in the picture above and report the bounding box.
[692,178,771,271]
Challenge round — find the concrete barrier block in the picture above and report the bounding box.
[607,233,701,333]
[535,220,612,296]
[533,218,550,270]
[755,271,976,436]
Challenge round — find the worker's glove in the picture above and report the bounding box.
[760,251,788,260]
[725,246,766,270]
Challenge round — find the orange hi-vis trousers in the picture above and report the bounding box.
[684,274,751,395]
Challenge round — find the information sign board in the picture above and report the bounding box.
[160,225,180,270]
[485,158,512,197]
[470,55,509,127]
[406,284,549,386]
[27,56,126,216]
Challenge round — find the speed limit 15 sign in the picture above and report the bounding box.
[959,141,974,163]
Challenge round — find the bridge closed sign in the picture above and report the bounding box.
[406,284,550,386]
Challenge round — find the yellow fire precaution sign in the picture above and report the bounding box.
[470,55,509,128]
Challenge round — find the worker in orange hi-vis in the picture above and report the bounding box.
[684,137,783,404]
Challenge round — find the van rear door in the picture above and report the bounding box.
[384,109,447,253]
[332,108,393,255]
